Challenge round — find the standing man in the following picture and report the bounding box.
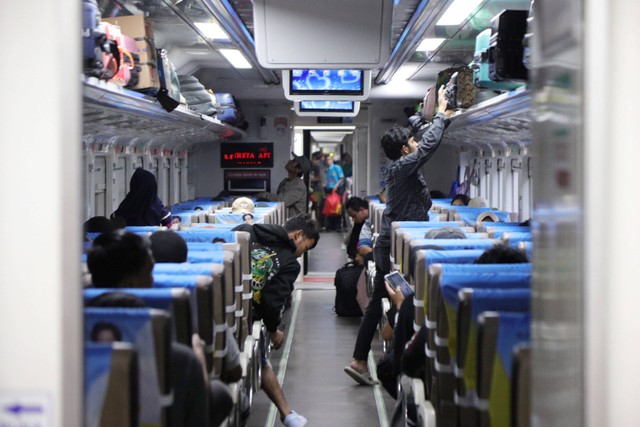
[309,151,326,228]
[276,153,311,219]
[323,154,345,231]
[344,86,454,385]
[234,214,319,427]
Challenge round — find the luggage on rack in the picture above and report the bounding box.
[213,92,246,128]
[436,66,476,109]
[82,0,119,81]
[488,9,529,82]
[334,262,364,317]
[178,75,216,116]
[471,29,524,92]
[103,14,160,94]
[156,49,181,112]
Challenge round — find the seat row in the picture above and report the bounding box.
[170,197,285,227]
[83,202,284,426]
[385,218,533,427]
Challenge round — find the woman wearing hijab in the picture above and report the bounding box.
[112,168,172,226]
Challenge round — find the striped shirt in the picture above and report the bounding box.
[377,113,449,248]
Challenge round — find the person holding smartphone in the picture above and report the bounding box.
[344,86,455,386]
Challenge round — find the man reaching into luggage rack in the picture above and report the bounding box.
[344,85,455,386]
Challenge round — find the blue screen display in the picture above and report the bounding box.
[299,100,355,112]
[290,69,363,95]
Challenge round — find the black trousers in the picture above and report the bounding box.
[352,244,391,361]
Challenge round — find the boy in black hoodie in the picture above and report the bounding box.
[233,213,319,427]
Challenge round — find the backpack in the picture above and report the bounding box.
[334,262,364,317]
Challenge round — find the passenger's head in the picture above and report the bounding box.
[84,216,119,234]
[87,230,154,288]
[242,213,254,224]
[129,168,158,198]
[345,197,370,224]
[451,194,471,206]
[381,125,412,161]
[288,153,311,177]
[283,213,320,257]
[87,292,146,343]
[149,230,188,263]
[311,151,324,165]
[90,321,123,343]
[212,237,227,243]
[475,245,528,264]
[343,153,352,164]
[424,226,466,239]
[324,154,334,167]
[468,197,488,208]
[88,291,146,308]
[476,211,499,223]
[231,197,255,215]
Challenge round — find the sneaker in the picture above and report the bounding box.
[282,410,308,427]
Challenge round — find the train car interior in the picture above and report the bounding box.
[2,0,640,426]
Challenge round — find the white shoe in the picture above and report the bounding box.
[283,410,308,427]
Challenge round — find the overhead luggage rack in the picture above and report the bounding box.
[442,87,531,150]
[82,76,246,146]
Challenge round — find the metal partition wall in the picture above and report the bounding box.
[531,0,584,426]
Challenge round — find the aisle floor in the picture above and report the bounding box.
[246,230,396,427]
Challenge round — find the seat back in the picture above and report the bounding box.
[390,220,465,268]
[85,308,171,427]
[477,311,531,427]
[406,238,499,278]
[428,268,530,425]
[84,288,193,346]
[85,342,138,427]
[413,249,486,334]
[177,229,238,243]
[456,288,531,426]
[153,273,219,373]
[448,206,513,225]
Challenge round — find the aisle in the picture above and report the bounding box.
[246,285,395,427]
[307,229,350,273]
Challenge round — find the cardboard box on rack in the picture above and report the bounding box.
[103,15,160,94]
[103,15,156,65]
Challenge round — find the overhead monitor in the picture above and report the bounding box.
[294,100,361,117]
[283,69,371,101]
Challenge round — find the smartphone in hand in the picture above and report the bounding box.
[384,271,414,297]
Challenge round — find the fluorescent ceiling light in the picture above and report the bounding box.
[416,38,446,52]
[194,22,229,40]
[219,49,252,69]
[437,0,483,26]
[392,64,419,81]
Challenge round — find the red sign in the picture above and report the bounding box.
[220,142,274,168]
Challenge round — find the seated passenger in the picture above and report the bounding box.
[86,231,233,426]
[112,168,172,227]
[87,291,231,427]
[148,230,242,384]
[468,196,489,208]
[451,194,471,206]
[400,245,528,379]
[344,197,373,266]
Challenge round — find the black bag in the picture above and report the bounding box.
[334,262,364,317]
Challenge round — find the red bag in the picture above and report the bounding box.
[323,191,342,217]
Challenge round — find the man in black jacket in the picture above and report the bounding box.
[233,213,319,427]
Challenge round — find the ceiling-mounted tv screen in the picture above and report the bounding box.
[294,100,361,117]
[283,69,371,101]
